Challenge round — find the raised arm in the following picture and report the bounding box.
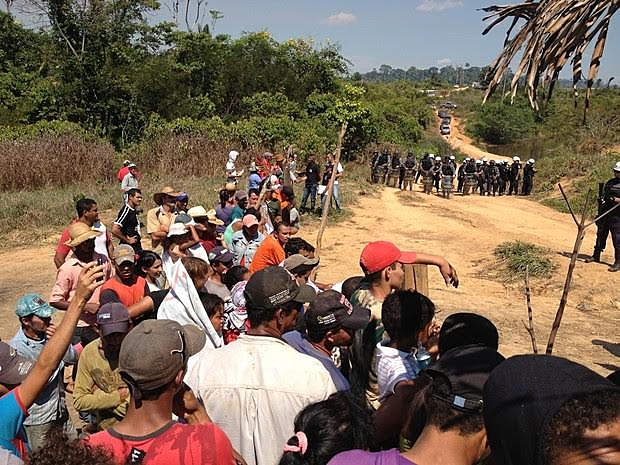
[17,263,104,408]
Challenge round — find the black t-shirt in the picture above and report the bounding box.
[114,204,142,251]
[305,161,320,185]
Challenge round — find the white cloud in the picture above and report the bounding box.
[437,58,452,66]
[416,0,464,12]
[324,12,357,26]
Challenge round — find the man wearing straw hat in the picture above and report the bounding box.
[146,186,181,249]
[50,223,112,340]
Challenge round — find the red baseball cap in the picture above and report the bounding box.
[359,241,417,274]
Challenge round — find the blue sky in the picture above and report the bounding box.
[158,0,619,80]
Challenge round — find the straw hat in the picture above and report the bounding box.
[153,186,181,205]
[64,222,101,247]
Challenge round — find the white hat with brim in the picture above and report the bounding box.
[167,223,189,237]
[614,161,620,172]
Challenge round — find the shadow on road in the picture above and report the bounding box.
[592,339,620,358]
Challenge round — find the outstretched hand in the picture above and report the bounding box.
[440,262,459,288]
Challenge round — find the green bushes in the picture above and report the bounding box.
[469,96,537,144]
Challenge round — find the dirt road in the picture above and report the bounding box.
[444,116,511,161]
[1,166,618,376]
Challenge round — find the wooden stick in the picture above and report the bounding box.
[312,122,347,279]
[546,188,592,354]
[585,202,620,228]
[523,265,538,354]
[558,183,580,226]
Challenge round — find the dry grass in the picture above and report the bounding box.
[0,138,380,248]
[1,135,115,191]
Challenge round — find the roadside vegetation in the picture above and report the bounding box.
[494,241,557,281]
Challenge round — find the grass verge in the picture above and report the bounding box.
[0,160,379,250]
[494,241,557,281]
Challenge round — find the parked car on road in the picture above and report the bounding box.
[441,101,457,109]
[440,124,451,135]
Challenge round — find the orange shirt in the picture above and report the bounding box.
[249,235,285,273]
[100,276,148,307]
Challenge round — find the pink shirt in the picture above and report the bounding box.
[49,255,112,326]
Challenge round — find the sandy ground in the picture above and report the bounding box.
[1,132,618,376]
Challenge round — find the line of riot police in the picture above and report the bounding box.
[370,149,537,198]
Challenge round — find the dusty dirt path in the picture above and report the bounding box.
[445,117,511,161]
[1,182,618,376]
[303,187,619,375]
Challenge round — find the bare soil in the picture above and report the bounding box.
[1,133,618,375]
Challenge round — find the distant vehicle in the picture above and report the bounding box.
[438,110,449,118]
[440,124,451,135]
[442,101,458,109]
[441,116,452,124]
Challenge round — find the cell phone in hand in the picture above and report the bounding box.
[96,257,105,283]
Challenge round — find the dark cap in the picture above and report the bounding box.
[281,185,295,200]
[97,303,131,337]
[0,341,34,386]
[208,246,233,264]
[119,320,206,393]
[306,290,370,334]
[483,354,619,465]
[426,345,505,412]
[234,190,248,201]
[244,266,316,310]
[439,312,499,355]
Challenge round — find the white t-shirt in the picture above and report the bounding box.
[334,162,344,184]
[92,221,109,258]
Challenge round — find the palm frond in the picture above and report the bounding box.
[481,0,619,121]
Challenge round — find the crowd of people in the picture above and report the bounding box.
[371,149,538,197]
[1,149,619,465]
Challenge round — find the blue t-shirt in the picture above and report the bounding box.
[283,330,350,391]
[0,390,29,459]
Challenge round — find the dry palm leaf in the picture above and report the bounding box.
[481,0,619,122]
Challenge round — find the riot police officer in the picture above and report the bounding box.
[585,161,620,272]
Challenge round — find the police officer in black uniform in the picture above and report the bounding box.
[521,158,537,195]
[585,162,620,272]
[508,156,521,195]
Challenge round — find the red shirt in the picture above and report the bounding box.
[100,276,148,307]
[200,238,218,253]
[87,421,234,465]
[117,166,130,183]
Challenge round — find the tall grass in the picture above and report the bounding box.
[1,135,115,191]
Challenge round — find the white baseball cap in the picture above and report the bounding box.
[614,161,620,172]
[528,158,535,164]
[513,156,520,161]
